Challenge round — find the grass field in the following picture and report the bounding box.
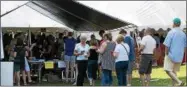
[35,65,186,86]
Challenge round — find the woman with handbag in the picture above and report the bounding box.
[113,35,130,86]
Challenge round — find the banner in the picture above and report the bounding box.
[44,61,54,69]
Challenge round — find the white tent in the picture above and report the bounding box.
[1,1,186,29]
[1,1,186,59]
[0,1,74,59]
[77,1,186,30]
[1,1,71,29]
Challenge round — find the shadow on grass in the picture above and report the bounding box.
[34,76,186,86]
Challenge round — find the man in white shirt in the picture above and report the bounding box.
[139,28,156,86]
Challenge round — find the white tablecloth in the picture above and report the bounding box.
[1,62,13,86]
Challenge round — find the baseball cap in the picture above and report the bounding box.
[173,18,181,24]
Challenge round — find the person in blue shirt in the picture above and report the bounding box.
[64,32,77,83]
[119,29,135,86]
[163,18,186,86]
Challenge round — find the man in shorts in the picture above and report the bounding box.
[64,32,77,83]
[163,18,186,86]
[139,28,156,86]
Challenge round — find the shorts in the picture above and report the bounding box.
[25,57,30,72]
[139,54,153,74]
[64,55,76,62]
[163,55,181,72]
[14,62,24,72]
[127,61,134,74]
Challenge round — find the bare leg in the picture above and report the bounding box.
[27,71,32,82]
[13,73,16,84]
[86,70,89,80]
[172,71,177,86]
[165,71,182,85]
[145,74,151,86]
[127,74,132,86]
[92,80,95,86]
[97,65,101,79]
[66,61,70,82]
[16,71,20,86]
[73,64,78,85]
[22,71,27,85]
[70,62,75,82]
[140,74,146,86]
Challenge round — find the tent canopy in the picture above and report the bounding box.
[26,0,133,31]
[1,1,186,30]
[78,1,186,30]
[1,1,186,59]
[1,1,134,31]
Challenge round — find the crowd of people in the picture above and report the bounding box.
[2,18,186,86]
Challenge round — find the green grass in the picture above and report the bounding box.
[34,65,186,86]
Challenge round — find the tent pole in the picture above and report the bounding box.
[28,25,32,57]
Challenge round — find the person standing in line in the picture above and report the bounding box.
[72,34,82,86]
[153,33,161,66]
[74,35,90,86]
[64,32,77,83]
[87,34,99,86]
[119,29,135,86]
[138,28,156,86]
[97,30,105,79]
[97,33,116,86]
[163,18,186,86]
[113,35,130,86]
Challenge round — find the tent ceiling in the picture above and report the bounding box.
[78,1,186,30]
[2,27,70,33]
[26,0,133,31]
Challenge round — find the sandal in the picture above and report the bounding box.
[23,83,27,86]
[17,83,20,86]
[28,80,35,84]
[179,82,185,86]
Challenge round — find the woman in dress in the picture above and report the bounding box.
[97,33,116,86]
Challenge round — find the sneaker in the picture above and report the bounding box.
[127,84,131,86]
[72,82,76,86]
[89,79,93,86]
